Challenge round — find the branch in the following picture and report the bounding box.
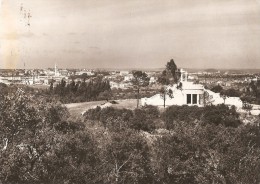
[118,153,133,172]
[2,138,8,151]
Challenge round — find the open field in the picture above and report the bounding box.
[65,99,137,118]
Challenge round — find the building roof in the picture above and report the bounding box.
[181,82,204,90]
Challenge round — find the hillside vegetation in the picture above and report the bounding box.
[1,87,260,184]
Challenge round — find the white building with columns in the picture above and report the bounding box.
[141,69,243,108]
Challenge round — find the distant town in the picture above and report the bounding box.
[1,65,259,92]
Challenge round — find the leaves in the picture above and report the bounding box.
[53,79,111,103]
[1,86,260,184]
[101,129,152,184]
[131,71,150,88]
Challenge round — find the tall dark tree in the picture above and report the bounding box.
[166,59,178,83]
[158,59,179,108]
[249,80,260,98]
[55,78,67,96]
[49,81,54,92]
[158,70,170,86]
[131,71,150,108]
[69,80,78,94]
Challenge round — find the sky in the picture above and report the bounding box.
[0,0,260,69]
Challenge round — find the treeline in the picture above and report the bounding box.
[211,81,260,105]
[1,90,260,183]
[84,104,241,132]
[211,85,241,97]
[50,78,111,103]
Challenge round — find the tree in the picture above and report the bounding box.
[203,91,213,106]
[158,59,179,108]
[211,85,223,93]
[221,88,241,98]
[52,78,111,103]
[166,59,178,83]
[0,82,9,95]
[0,89,69,183]
[220,90,227,104]
[43,130,102,183]
[249,81,258,98]
[54,78,67,96]
[153,112,260,184]
[49,81,54,92]
[131,71,150,108]
[0,88,104,183]
[129,107,158,132]
[69,80,78,94]
[81,73,89,81]
[101,129,152,184]
[159,87,173,108]
[162,104,241,129]
[98,90,112,101]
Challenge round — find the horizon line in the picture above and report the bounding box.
[0,67,260,71]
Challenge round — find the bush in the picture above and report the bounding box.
[128,106,159,132]
[163,104,241,129]
[211,85,223,93]
[84,106,159,132]
[203,104,241,127]
[162,105,203,129]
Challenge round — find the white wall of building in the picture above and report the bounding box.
[141,82,205,107]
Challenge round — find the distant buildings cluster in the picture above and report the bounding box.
[0,64,94,86]
[0,66,259,95]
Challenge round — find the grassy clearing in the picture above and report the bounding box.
[65,101,106,118]
[65,99,137,118]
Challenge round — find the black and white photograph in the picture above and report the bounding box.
[0,0,260,183]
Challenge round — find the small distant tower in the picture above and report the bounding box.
[180,69,188,82]
[24,61,27,73]
[55,63,57,77]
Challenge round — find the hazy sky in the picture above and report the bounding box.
[0,0,260,69]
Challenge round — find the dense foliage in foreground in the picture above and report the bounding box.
[0,89,260,184]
